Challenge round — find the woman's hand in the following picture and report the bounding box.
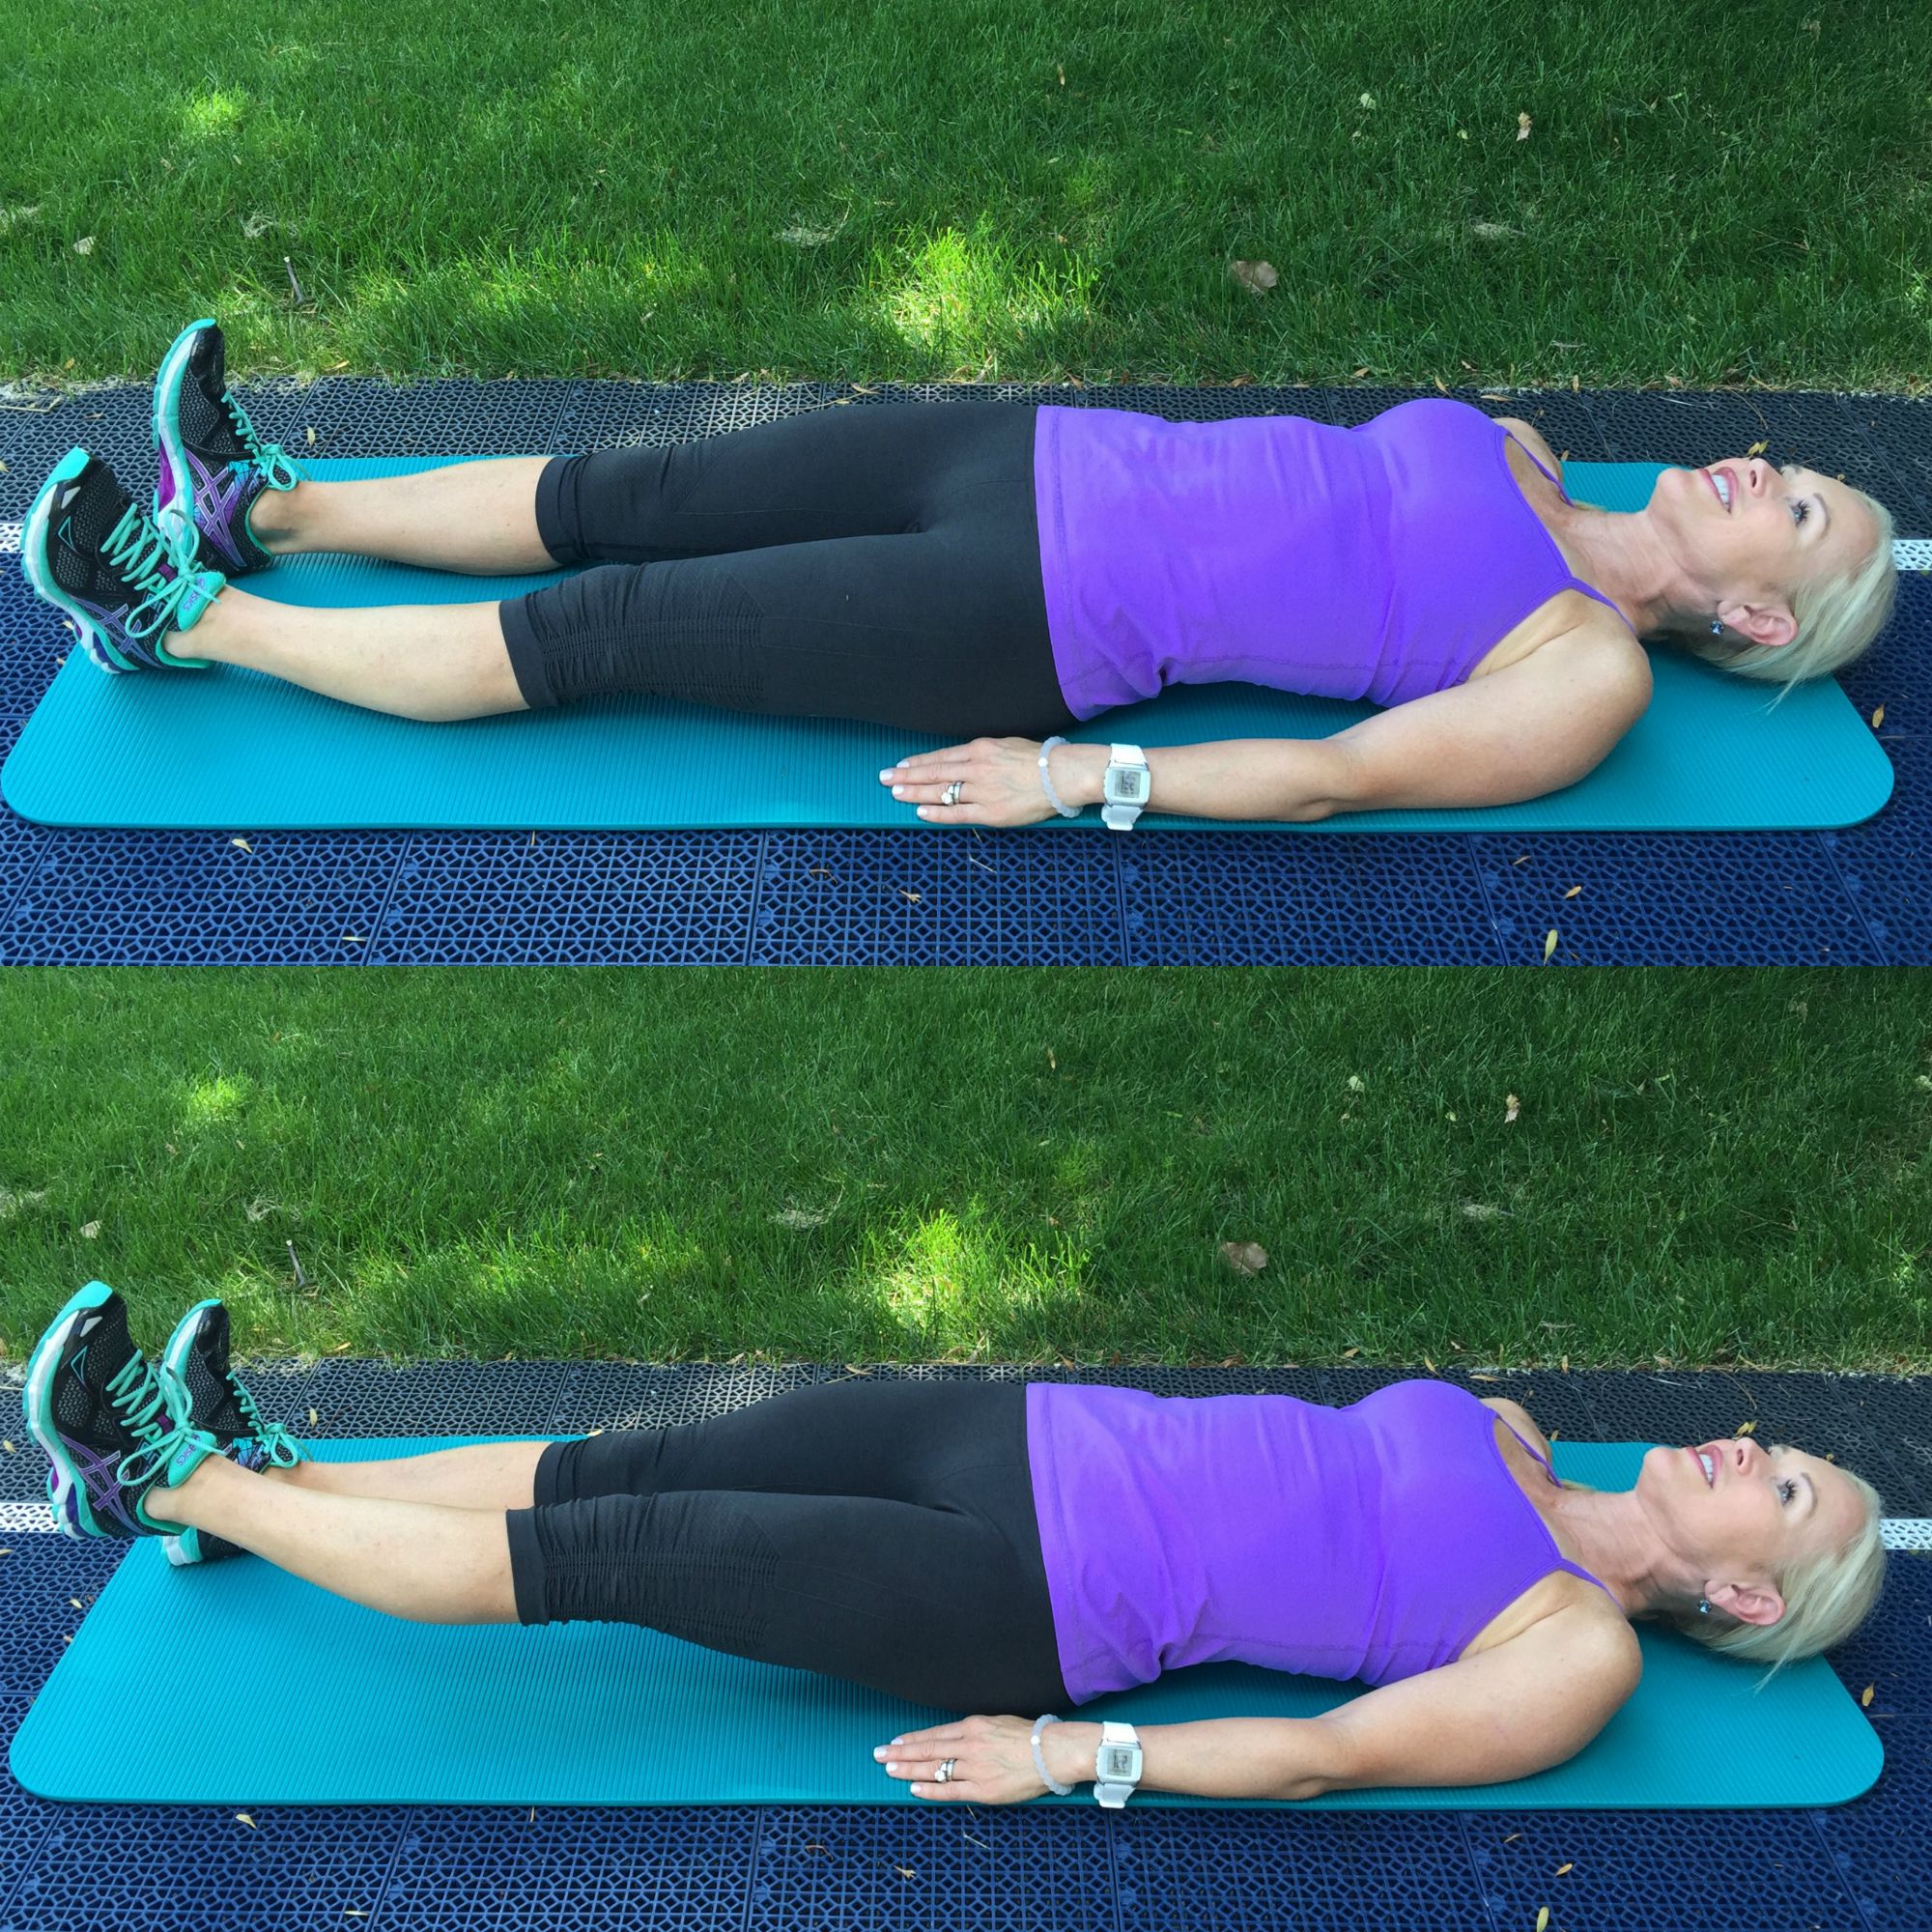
[879,739,1098,828]
[874,1714,1083,1804]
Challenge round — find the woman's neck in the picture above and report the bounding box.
[1532,1481,1691,1621]
[1545,498,1693,639]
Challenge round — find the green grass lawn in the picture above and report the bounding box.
[1,0,1927,388]
[1,969,1926,1371]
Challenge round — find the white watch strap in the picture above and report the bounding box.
[1101,743,1150,832]
[1093,1719,1143,1808]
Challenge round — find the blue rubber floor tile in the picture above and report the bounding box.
[547,1362,835,1433]
[253,376,575,461]
[1747,393,1896,506]
[0,1537,123,1700]
[1821,812,1932,965]
[1809,1715,1932,1932]
[749,1804,1115,1932]
[752,828,1124,965]
[1463,1807,1867,1932]
[6,1804,404,1932]
[1833,396,1932,532]
[1580,388,1784,468]
[1474,831,1884,965]
[298,1360,577,1438]
[0,1698,56,1920]
[1828,1554,1932,1722]
[377,1805,758,1932]
[369,830,761,964]
[1827,1380,1932,1518]
[0,829,409,965]
[1122,832,1498,965]
[1114,1806,1493,1932]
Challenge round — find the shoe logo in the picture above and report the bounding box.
[55,513,82,558]
[69,1344,90,1382]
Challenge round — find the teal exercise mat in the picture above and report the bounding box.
[10,1438,1883,1809]
[2,458,1893,832]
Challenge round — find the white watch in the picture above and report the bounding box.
[1100,743,1150,831]
[1093,1719,1144,1808]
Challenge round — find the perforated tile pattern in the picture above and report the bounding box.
[368,830,761,964]
[8,1804,402,1932]
[1116,1806,1493,1932]
[3,381,1928,963]
[1463,1808,1867,1932]
[296,1360,576,1438]
[753,828,1124,965]
[1475,831,1885,965]
[1809,1715,1932,1932]
[1120,831,1498,965]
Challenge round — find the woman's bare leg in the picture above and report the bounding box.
[182,587,526,721]
[250,459,556,575]
[152,1454,519,1624]
[270,1439,550,1510]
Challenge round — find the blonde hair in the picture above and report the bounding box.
[1679,485,1897,692]
[1677,1463,1887,1675]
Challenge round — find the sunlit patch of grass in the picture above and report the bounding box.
[180,89,249,142]
[870,220,1098,367]
[179,1074,253,1127]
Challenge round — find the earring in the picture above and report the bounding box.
[1697,1598,1711,1616]
[1709,618,1724,637]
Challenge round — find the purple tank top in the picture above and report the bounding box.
[1031,398,1621,720]
[1025,1378,1609,1705]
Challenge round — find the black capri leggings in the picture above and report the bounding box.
[499,402,1077,737]
[504,1380,1070,1713]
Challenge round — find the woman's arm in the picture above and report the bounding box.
[883,621,1651,827]
[877,1606,1639,1803]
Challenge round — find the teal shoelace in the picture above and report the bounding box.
[106,1351,200,1489]
[222,392,303,492]
[101,503,212,642]
[229,1372,302,1467]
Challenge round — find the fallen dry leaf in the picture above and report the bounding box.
[1347,1073,1366,1092]
[73,235,97,255]
[305,426,317,445]
[1871,704,1886,727]
[1543,928,1559,962]
[1562,885,1582,899]
[1536,1907,1549,1932]
[1219,1240,1268,1276]
[1230,259,1279,295]
[231,838,252,854]
[1747,440,1769,457]
[236,1813,256,1829]
[80,1220,101,1239]
[1555,1861,1574,1875]
[1504,1094,1522,1124]
[1861,1684,1875,1707]
[1517,112,1533,140]
[771,1206,833,1231]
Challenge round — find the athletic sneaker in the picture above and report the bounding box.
[157,1297,304,1566]
[22,1282,219,1540]
[21,448,224,673]
[153,317,302,576]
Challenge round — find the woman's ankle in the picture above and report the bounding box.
[246,478,307,553]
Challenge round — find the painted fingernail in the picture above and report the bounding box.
[873,1747,889,1760]
[879,770,895,781]
[886,1761,900,1774]
[892,785,906,797]
[916,808,930,819]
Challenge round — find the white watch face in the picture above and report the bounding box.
[1100,1745,1140,1779]
[1105,769,1147,804]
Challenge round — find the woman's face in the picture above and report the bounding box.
[1636,1435,1866,1613]
[1653,458,1881,633]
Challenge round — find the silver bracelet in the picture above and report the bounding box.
[1037,737,1083,819]
[1031,1713,1076,1795]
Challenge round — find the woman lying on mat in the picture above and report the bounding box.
[21,323,1900,827]
[30,1283,1885,1804]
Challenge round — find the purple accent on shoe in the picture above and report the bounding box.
[232,1438,273,1473]
[187,449,259,572]
[156,463,179,517]
[58,1429,144,1533]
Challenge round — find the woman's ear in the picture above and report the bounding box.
[1705,1577,1787,1628]
[1718,601,1798,649]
